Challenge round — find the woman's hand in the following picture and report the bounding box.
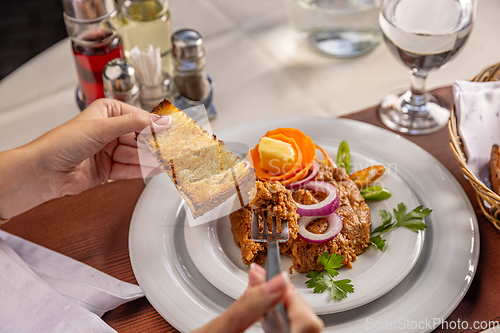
[192,264,324,333]
[0,99,170,220]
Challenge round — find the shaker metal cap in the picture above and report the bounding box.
[172,29,205,60]
[103,59,137,93]
[62,0,116,20]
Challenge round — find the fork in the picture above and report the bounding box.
[251,210,290,333]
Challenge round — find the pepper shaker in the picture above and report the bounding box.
[103,58,141,107]
[171,29,216,119]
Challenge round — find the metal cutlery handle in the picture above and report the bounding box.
[266,241,282,280]
[264,241,289,333]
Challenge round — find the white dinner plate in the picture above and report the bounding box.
[184,148,424,315]
[129,117,479,333]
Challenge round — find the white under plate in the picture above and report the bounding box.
[129,117,479,333]
[184,148,424,315]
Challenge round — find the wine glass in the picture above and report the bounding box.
[378,0,474,135]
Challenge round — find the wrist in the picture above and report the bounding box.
[0,144,54,219]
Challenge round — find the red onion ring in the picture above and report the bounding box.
[285,160,320,190]
[298,212,343,243]
[294,181,340,216]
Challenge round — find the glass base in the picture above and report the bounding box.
[378,90,450,135]
[298,28,381,58]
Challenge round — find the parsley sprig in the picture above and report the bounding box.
[304,203,431,299]
[305,252,354,300]
[370,203,432,251]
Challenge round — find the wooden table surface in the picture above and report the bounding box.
[2,86,500,333]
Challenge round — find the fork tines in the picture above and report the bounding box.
[251,210,289,243]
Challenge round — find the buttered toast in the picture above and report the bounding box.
[138,99,254,217]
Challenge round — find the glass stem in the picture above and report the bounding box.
[407,69,427,107]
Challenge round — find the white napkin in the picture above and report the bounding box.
[453,80,500,188]
[0,230,144,333]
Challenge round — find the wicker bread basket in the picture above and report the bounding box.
[448,62,500,230]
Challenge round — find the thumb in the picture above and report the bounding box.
[93,112,171,144]
[223,272,288,333]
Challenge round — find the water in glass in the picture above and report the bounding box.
[378,0,474,135]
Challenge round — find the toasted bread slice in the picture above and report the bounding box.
[151,99,182,116]
[490,144,500,195]
[138,99,254,217]
[179,161,255,217]
[138,100,220,182]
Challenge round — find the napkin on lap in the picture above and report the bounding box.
[453,80,500,188]
[0,230,144,333]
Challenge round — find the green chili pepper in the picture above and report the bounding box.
[360,186,392,201]
[337,140,351,174]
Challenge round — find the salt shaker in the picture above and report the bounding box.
[103,58,141,107]
[171,29,216,119]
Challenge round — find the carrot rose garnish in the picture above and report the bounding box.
[247,128,316,186]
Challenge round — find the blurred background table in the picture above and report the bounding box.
[1,0,500,332]
[2,0,500,152]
